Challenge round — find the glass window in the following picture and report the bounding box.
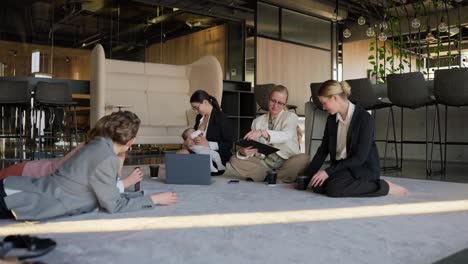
[257,2,279,38]
[282,9,331,50]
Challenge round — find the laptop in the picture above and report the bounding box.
[165,153,212,185]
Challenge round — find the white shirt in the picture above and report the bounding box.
[336,102,355,160]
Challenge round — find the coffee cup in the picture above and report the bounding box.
[266,170,277,185]
[150,165,159,178]
[296,176,309,190]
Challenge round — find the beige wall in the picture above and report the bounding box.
[256,37,331,115]
[343,39,371,80]
[343,39,417,81]
[0,40,91,80]
[146,25,227,76]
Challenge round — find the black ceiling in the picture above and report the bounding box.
[1,0,467,57]
[0,0,253,54]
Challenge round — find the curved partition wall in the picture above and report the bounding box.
[90,44,223,144]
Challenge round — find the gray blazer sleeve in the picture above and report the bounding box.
[89,157,154,213]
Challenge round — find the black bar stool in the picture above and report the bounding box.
[387,72,443,178]
[33,82,77,159]
[345,78,398,171]
[306,82,326,156]
[0,80,32,163]
[434,68,468,180]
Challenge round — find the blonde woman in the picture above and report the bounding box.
[230,85,309,183]
[305,80,408,197]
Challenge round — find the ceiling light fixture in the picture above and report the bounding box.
[438,17,448,32]
[366,26,375,37]
[378,32,387,42]
[411,17,421,29]
[343,28,352,38]
[358,16,366,25]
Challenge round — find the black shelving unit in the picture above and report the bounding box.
[221,80,255,140]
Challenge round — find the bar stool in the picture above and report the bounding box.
[33,82,77,158]
[0,80,32,162]
[345,78,398,171]
[387,72,443,177]
[306,82,326,156]
[434,68,468,180]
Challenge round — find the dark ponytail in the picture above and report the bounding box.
[190,90,221,111]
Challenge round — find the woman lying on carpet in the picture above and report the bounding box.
[230,85,309,183]
[0,114,143,192]
[304,80,408,197]
[0,111,178,221]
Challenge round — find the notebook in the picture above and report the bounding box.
[235,139,279,156]
[165,153,212,185]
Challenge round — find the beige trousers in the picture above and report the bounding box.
[229,153,310,183]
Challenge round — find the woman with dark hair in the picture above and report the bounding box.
[0,111,178,220]
[305,80,408,197]
[188,90,234,175]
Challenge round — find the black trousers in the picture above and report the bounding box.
[313,168,389,198]
[0,180,14,219]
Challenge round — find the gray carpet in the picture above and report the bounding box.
[1,165,468,264]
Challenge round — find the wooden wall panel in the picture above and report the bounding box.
[256,37,331,115]
[146,25,226,75]
[343,39,417,81]
[343,39,372,80]
[0,40,90,80]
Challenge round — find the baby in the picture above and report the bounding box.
[181,128,226,173]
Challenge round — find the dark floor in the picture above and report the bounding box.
[382,159,468,183]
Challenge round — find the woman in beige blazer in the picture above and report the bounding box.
[230,85,309,182]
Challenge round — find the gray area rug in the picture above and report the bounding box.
[1,165,468,264]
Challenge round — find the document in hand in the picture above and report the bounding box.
[235,139,279,156]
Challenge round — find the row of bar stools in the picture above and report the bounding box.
[434,68,468,180]
[387,72,443,178]
[33,82,78,159]
[0,80,32,162]
[345,78,399,171]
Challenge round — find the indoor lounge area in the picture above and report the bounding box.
[0,0,467,263]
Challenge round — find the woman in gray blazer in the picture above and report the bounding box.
[0,111,178,220]
[305,80,408,197]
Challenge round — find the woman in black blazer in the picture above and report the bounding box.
[305,80,408,197]
[190,90,234,175]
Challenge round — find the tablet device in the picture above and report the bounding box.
[235,139,279,156]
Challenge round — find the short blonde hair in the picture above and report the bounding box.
[269,85,289,101]
[318,80,351,99]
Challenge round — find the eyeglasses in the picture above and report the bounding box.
[269,99,287,106]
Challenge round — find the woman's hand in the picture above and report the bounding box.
[122,167,144,188]
[308,170,329,188]
[150,192,179,206]
[194,136,209,147]
[244,130,262,140]
[239,146,258,157]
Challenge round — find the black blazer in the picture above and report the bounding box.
[194,108,234,165]
[304,105,380,180]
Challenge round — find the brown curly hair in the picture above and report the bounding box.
[87,111,140,145]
